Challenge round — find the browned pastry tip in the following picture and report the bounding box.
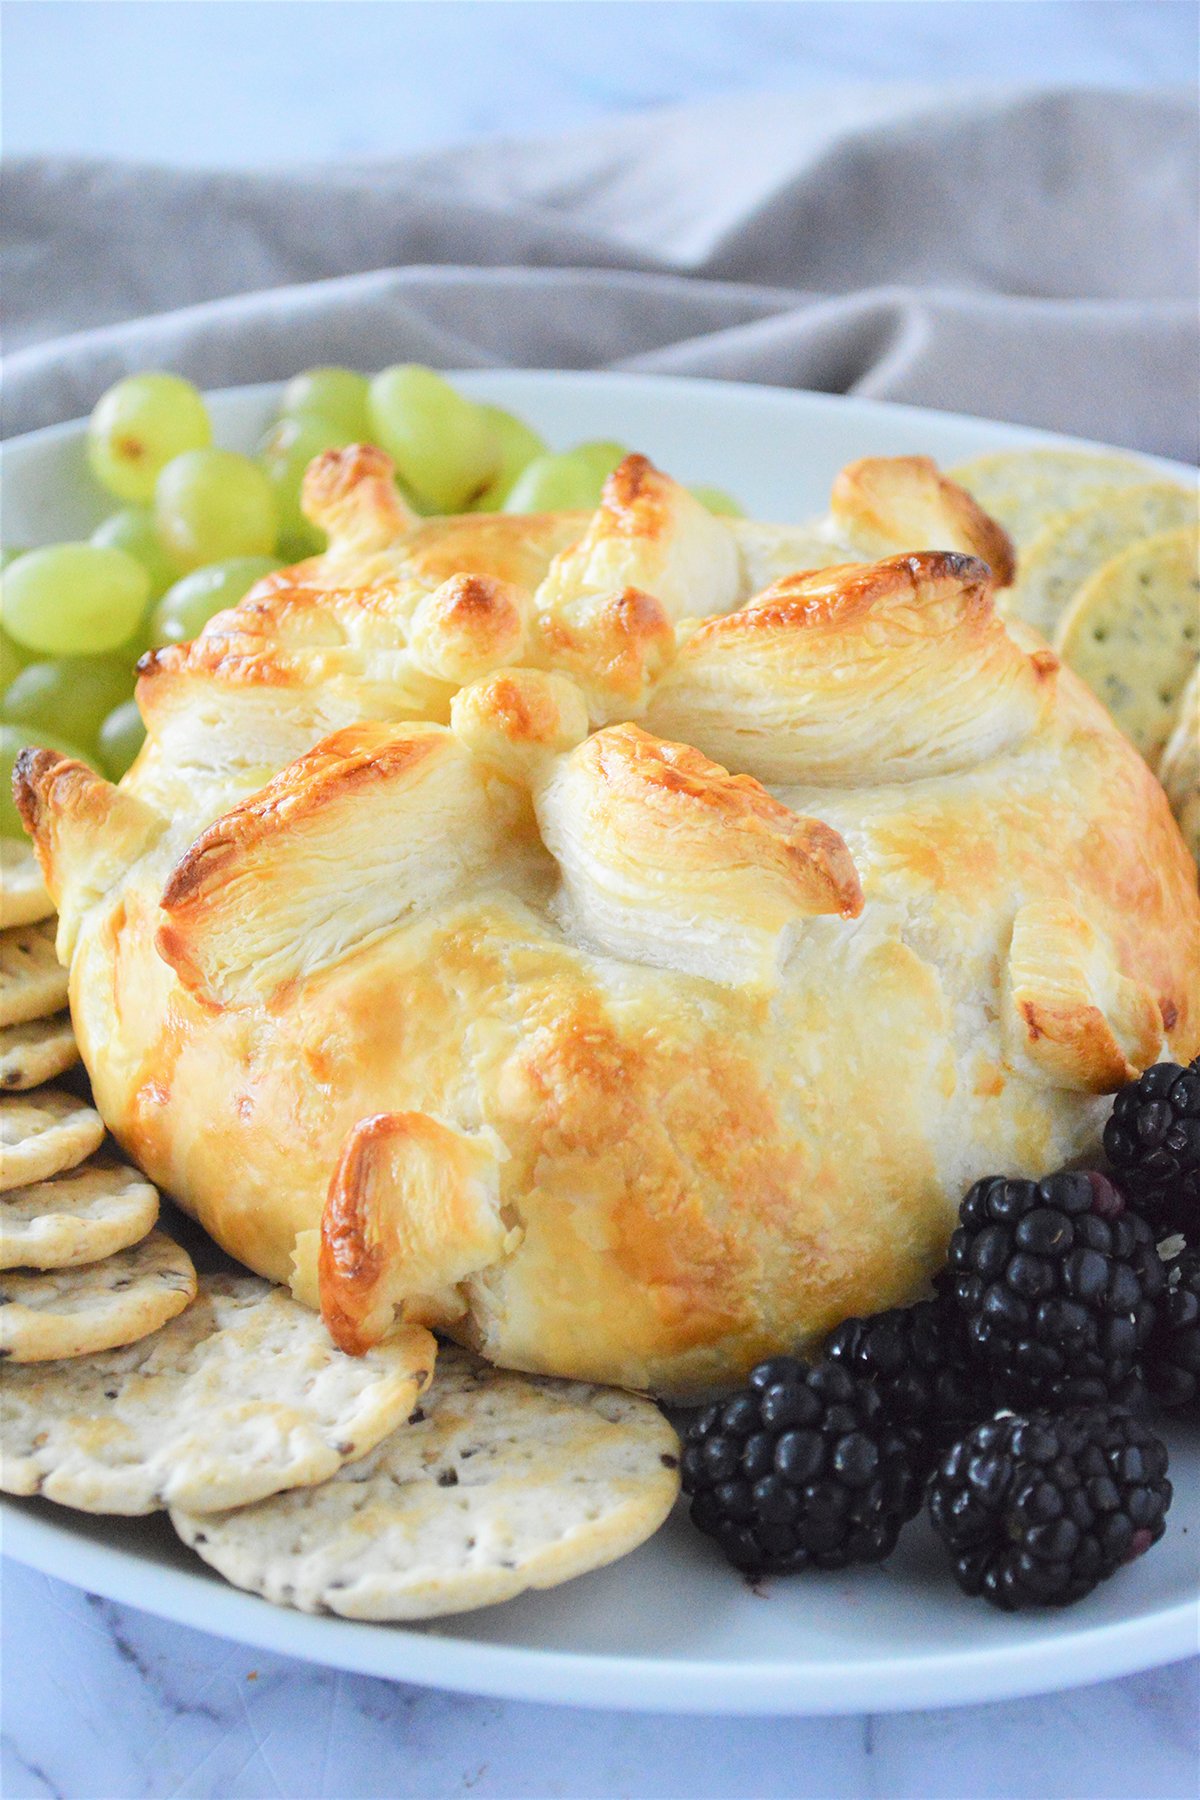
[408,572,530,684]
[301,442,418,549]
[711,548,998,641]
[581,723,864,921]
[320,1111,513,1355]
[1002,901,1165,1092]
[450,666,590,780]
[160,723,443,909]
[533,722,863,991]
[156,721,524,1007]
[645,551,1046,787]
[536,453,741,628]
[13,749,164,954]
[533,584,676,718]
[12,746,77,870]
[599,452,675,536]
[832,455,1016,587]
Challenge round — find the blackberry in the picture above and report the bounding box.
[824,1295,983,1464]
[947,1170,1165,1409]
[929,1407,1172,1610]
[680,1357,924,1575]
[1144,1246,1200,1411]
[1104,1058,1200,1240]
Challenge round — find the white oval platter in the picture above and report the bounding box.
[2,371,1197,1715]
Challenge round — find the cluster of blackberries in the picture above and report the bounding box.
[944,1168,1164,1411]
[681,1057,1199,1611]
[681,1360,926,1576]
[1104,1057,1200,1237]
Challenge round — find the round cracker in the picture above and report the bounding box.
[0,1013,78,1092]
[1055,526,1200,764]
[170,1345,680,1621]
[1158,663,1199,866]
[1004,483,1197,638]
[1,1088,104,1193]
[0,840,53,930]
[948,449,1158,548]
[1,1272,436,1513]
[0,920,68,1028]
[0,1229,196,1363]
[1,1155,158,1270]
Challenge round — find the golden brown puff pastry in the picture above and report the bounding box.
[15,451,1199,1399]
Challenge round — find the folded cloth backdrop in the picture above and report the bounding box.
[3,87,1197,460]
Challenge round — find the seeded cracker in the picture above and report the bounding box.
[0,1229,196,1362]
[1,1088,104,1192]
[1,1273,436,1512]
[0,921,68,1028]
[1054,526,1200,764]
[0,840,54,930]
[0,1013,78,1091]
[1004,483,1197,639]
[948,449,1157,548]
[1157,663,1199,864]
[170,1344,680,1621]
[1,1155,158,1270]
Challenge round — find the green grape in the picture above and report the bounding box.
[98,699,146,782]
[571,440,630,482]
[0,561,32,687]
[85,515,165,662]
[1,544,151,655]
[91,506,180,601]
[393,476,439,519]
[155,450,278,570]
[87,373,212,503]
[689,485,745,518]
[471,407,548,510]
[115,598,158,668]
[4,654,134,755]
[502,452,597,514]
[0,722,91,837]
[367,365,500,513]
[280,367,370,439]
[151,556,281,647]
[502,441,630,514]
[257,412,348,551]
[274,530,325,563]
[501,451,604,514]
[0,629,30,693]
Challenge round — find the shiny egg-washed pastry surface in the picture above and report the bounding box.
[15,451,1200,1398]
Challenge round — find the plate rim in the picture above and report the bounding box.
[2,370,1197,1715]
[5,368,1196,483]
[6,1503,1198,1717]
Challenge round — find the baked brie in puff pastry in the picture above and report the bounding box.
[16,451,1200,1397]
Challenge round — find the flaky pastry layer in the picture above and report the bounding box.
[15,451,1199,1397]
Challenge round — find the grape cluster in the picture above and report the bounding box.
[1,363,742,827]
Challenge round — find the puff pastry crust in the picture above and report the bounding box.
[15,450,1199,1398]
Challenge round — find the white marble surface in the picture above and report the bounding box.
[4,1,1196,166]
[4,4,1199,1795]
[2,1561,1198,1800]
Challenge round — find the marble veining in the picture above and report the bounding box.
[4,2,1196,167]
[1,1564,1197,1798]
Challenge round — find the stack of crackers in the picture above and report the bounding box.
[951,449,1199,863]
[0,841,194,1363]
[1,843,680,1620]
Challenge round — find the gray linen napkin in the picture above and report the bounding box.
[3,87,1196,459]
